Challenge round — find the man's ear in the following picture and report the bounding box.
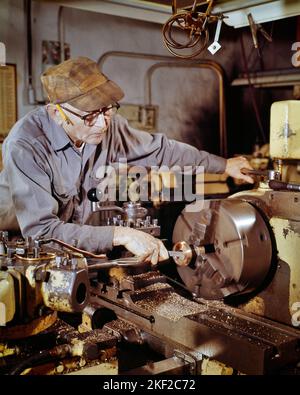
[46,104,62,125]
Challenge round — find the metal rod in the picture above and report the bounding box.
[38,238,106,259]
[98,51,184,69]
[92,292,155,323]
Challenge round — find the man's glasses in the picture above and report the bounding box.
[57,103,120,126]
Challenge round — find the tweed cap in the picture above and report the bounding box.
[41,56,124,111]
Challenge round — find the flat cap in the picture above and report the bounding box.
[41,56,124,111]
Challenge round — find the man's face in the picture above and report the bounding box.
[59,102,114,145]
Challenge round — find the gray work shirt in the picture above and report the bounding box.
[0,107,226,252]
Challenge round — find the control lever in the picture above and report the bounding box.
[87,256,145,271]
[241,168,281,181]
[88,250,185,271]
[87,188,123,213]
[269,179,300,192]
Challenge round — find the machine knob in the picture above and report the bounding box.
[87,188,99,202]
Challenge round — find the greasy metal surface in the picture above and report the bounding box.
[133,283,202,321]
[229,188,300,326]
[91,277,300,374]
[120,271,167,291]
[104,318,141,334]
[104,318,143,345]
[1,238,92,330]
[172,199,273,299]
[0,318,118,375]
[0,311,57,341]
[41,266,89,313]
[57,327,117,354]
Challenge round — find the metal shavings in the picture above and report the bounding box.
[134,286,202,321]
[191,308,292,344]
[125,271,162,281]
[133,282,171,295]
[105,319,138,332]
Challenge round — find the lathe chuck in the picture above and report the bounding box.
[172,199,274,299]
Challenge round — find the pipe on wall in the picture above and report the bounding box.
[58,6,65,63]
[25,0,46,105]
[25,4,65,105]
[146,61,227,158]
[98,51,181,69]
[25,0,35,104]
[98,51,227,157]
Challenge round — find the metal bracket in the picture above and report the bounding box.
[208,18,223,55]
[173,349,202,375]
[247,13,272,56]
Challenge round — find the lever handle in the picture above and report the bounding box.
[87,188,99,202]
[241,168,280,181]
[241,168,269,177]
[269,180,300,192]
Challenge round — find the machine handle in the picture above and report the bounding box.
[241,168,269,177]
[241,168,281,181]
[269,179,300,192]
[87,188,100,202]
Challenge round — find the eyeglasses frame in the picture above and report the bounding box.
[56,103,120,126]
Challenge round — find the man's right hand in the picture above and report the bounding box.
[113,227,169,265]
[225,156,254,184]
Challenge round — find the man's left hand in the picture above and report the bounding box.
[225,156,254,184]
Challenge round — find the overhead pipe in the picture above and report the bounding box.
[98,50,183,69]
[98,51,227,157]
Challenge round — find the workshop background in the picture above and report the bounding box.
[0,0,298,159]
[1,0,300,377]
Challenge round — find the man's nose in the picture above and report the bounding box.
[94,113,106,128]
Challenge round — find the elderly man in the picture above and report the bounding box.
[0,57,253,264]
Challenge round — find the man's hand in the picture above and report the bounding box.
[225,156,254,184]
[113,227,169,265]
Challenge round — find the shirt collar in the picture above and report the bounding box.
[40,107,101,156]
[41,106,72,151]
